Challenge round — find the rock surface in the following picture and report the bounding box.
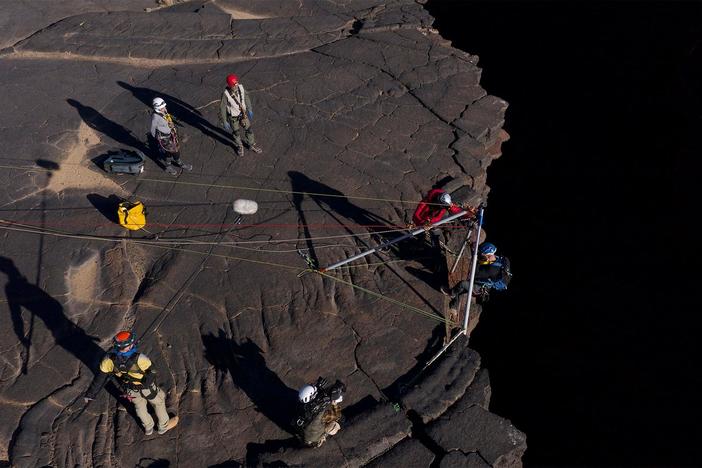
[0,0,519,466]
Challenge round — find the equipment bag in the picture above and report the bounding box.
[104,150,145,175]
[118,201,146,231]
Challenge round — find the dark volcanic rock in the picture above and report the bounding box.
[440,450,491,468]
[0,0,519,465]
[364,437,435,467]
[428,405,526,467]
[402,334,481,423]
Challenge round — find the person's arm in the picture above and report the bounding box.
[412,201,429,226]
[244,87,253,116]
[84,355,111,400]
[449,203,476,220]
[135,354,156,387]
[219,91,229,125]
[150,115,158,138]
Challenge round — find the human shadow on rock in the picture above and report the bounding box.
[86,194,122,224]
[66,99,165,171]
[287,171,394,267]
[67,99,148,151]
[202,330,298,433]
[0,256,103,375]
[135,459,171,468]
[117,81,233,147]
[288,172,441,314]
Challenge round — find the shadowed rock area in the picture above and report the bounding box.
[0,0,521,466]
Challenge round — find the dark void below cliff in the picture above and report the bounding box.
[426,1,702,466]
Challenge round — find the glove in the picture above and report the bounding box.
[223,121,232,132]
[247,110,253,120]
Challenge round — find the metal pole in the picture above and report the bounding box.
[462,206,485,333]
[423,329,466,370]
[320,210,470,272]
[449,228,472,275]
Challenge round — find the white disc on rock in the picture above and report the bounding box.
[233,199,258,215]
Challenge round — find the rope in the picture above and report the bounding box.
[0,220,303,272]
[0,218,410,250]
[0,163,451,207]
[316,270,455,326]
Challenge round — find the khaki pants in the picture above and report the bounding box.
[228,115,256,149]
[127,387,170,432]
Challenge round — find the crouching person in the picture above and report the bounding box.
[83,330,179,436]
[295,377,346,448]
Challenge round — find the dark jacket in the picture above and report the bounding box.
[474,256,511,291]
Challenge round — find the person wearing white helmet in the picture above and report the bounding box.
[150,97,192,175]
[295,377,346,447]
[411,188,474,228]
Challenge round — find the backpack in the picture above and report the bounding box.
[103,150,145,175]
[118,201,146,231]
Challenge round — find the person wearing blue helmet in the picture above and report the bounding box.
[442,241,512,302]
[84,330,178,436]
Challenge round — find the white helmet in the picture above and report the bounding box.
[438,192,452,206]
[298,385,317,403]
[152,97,166,112]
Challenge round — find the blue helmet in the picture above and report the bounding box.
[478,242,497,256]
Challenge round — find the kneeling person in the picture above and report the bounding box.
[295,377,346,448]
[443,242,512,304]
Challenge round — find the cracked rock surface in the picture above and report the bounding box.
[0,0,522,466]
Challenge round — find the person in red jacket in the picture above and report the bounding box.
[409,189,476,282]
[412,189,466,227]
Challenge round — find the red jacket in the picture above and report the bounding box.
[412,189,464,226]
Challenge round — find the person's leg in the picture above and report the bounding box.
[130,391,155,433]
[170,151,192,171]
[242,119,262,153]
[148,388,171,432]
[162,152,178,175]
[230,118,244,154]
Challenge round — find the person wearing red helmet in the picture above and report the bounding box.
[219,73,262,156]
[84,330,178,436]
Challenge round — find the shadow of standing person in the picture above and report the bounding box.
[116,81,233,147]
[65,98,166,170]
[287,173,441,312]
[202,330,298,433]
[0,256,103,375]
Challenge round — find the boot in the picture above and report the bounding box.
[164,164,178,176]
[157,415,179,435]
[234,145,244,157]
[247,143,263,154]
[175,160,192,171]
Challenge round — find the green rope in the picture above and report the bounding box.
[316,270,455,326]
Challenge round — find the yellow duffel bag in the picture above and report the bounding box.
[117,201,146,231]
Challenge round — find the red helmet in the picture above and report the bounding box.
[226,74,238,87]
[113,330,136,349]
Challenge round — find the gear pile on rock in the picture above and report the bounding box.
[0,0,524,466]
